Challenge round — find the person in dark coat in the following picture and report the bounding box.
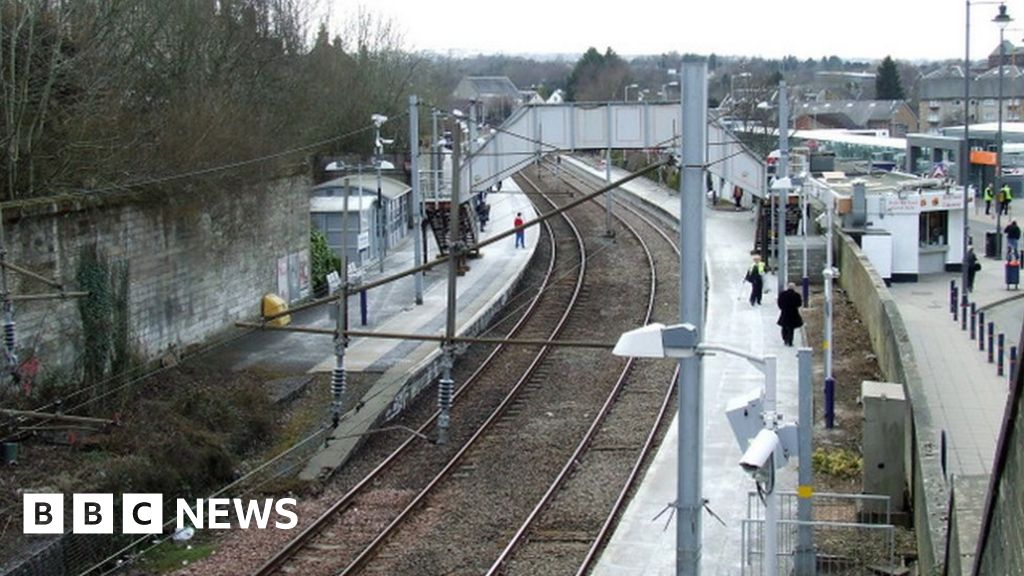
[1005,220,1021,259]
[777,282,803,346]
[966,246,980,292]
[745,255,765,306]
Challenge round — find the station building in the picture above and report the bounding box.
[310,174,412,269]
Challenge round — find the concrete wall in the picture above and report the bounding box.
[5,178,309,376]
[835,230,948,575]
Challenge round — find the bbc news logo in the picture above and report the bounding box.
[23,494,298,534]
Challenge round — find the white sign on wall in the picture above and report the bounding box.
[276,256,289,302]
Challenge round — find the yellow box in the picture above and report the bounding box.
[261,294,291,327]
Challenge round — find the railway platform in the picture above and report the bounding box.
[298,180,538,480]
[571,157,1023,575]
[207,179,538,481]
[560,157,802,575]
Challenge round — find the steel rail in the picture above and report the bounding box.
[486,158,677,575]
[253,193,570,576]
[335,178,589,576]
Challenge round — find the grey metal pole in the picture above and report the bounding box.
[606,104,615,237]
[764,355,779,576]
[432,108,440,201]
[824,192,836,429]
[777,81,789,293]
[801,183,809,306]
[409,95,424,305]
[376,123,386,274]
[679,57,707,576]
[995,28,1006,257]
[963,0,972,300]
[605,147,614,237]
[469,100,477,210]
[796,347,816,574]
[332,179,352,427]
[437,124,461,445]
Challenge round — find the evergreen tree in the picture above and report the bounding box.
[876,56,905,100]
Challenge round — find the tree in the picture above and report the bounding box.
[875,56,905,100]
[566,47,629,102]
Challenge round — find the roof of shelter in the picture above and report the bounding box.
[311,174,410,201]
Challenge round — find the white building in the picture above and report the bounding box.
[810,171,968,281]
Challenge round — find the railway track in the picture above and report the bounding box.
[251,161,682,576]
[253,173,587,576]
[490,159,683,576]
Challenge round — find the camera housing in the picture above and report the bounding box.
[739,429,780,477]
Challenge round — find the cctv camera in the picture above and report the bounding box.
[739,429,779,477]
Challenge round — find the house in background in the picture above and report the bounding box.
[919,44,1024,133]
[451,76,523,125]
[520,89,545,105]
[813,70,876,101]
[793,100,919,137]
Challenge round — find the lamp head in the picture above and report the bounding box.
[994,4,1012,29]
[613,323,699,358]
[371,113,388,126]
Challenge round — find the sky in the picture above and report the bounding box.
[321,0,1017,63]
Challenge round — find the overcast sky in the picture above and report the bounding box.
[323,0,1016,63]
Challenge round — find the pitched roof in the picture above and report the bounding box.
[453,76,521,100]
[794,100,910,126]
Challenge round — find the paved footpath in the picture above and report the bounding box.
[890,209,1023,477]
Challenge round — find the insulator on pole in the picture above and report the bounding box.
[330,365,346,427]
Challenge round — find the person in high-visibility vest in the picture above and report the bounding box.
[1000,184,1013,216]
[983,183,994,215]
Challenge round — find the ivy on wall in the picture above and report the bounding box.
[76,247,132,399]
[310,229,340,296]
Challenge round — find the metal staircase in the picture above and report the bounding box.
[425,201,480,257]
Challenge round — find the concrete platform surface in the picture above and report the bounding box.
[298,180,539,480]
[577,158,1023,575]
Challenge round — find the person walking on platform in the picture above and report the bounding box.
[1005,220,1021,259]
[744,255,765,306]
[983,183,994,215]
[776,283,804,346]
[513,212,526,248]
[733,186,743,210]
[966,246,980,292]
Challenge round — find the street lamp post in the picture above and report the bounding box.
[964,1,1011,286]
[372,113,389,273]
[624,83,639,102]
[613,324,798,576]
[776,81,790,294]
[409,95,424,305]
[823,188,838,429]
[995,5,1013,257]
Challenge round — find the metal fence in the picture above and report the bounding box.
[741,491,898,575]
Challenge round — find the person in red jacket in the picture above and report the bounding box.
[513,212,525,248]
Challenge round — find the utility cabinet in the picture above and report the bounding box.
[861,381,907,516]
